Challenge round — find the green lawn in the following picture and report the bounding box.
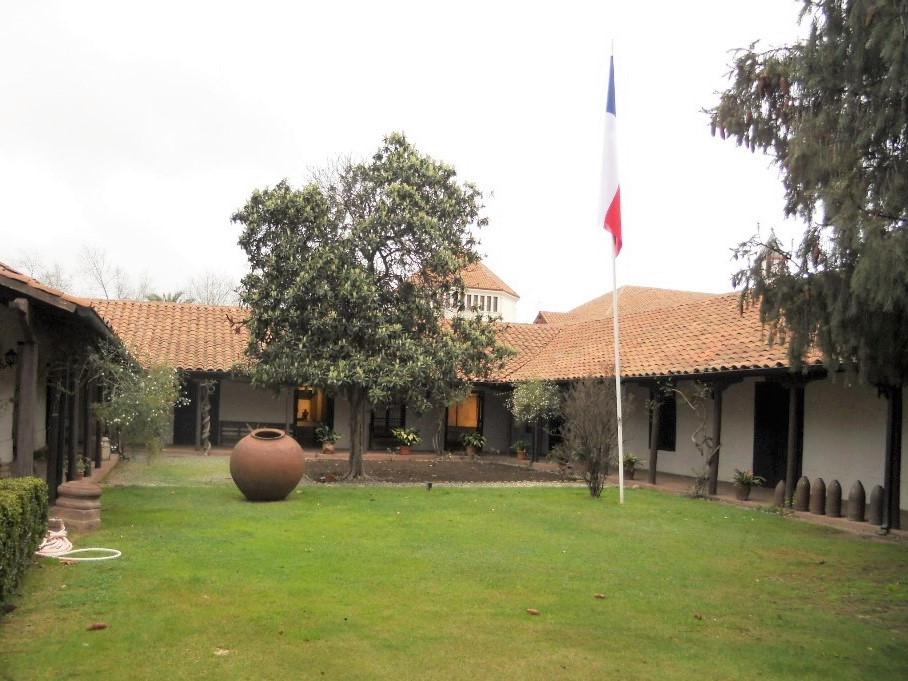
[2,459,907,681]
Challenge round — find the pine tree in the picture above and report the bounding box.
[709,0,908,528]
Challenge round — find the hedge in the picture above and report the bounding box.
[0,477,48,608]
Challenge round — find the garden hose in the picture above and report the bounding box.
[35,520,122,562]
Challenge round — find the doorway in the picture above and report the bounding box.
[293,387,331,447]
[369,403,405,449]
[752,382,802,488]
[445,392,483,451]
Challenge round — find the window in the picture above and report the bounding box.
[648,393,677,451]
[295,387,328,426]
[493,296,498,313]
[466,294,472,308]
[447,392,481,428]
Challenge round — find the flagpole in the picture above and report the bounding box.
[611,238,625,504]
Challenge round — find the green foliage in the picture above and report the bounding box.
[708,1,908,386]
[314,424,341,444]
[233,133,510,476]
[461,431,486,449]
[507,380,561,425]
[733,469,766,489]
[391,427,421,447]
[0,477,48,608]
[623,453,640,469]
[89,343,185,456]
[511,439,529,453]
[558,379,619,497]
[146,291,194,303]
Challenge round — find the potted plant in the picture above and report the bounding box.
[462,431,486,459]
[732,468,766,501]
[512,439,529,460]
[392,427,421,456]
[314,424,341,455]
[622,453,640,480]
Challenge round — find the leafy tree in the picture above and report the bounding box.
[709,0,908,526]
[508,380,561,463]
[555,379,619,497]
[232,133,509,478]
[88,342,184,457]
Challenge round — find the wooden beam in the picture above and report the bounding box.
[647,385,662,485]
[882,386,903,532]
[0,275,78,313]
[783,381,804,506]
[708,384,725,496]
[66,367,79,481]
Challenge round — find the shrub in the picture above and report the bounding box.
[559,379,620,498]
[314,424,341,444]
[0,477,48,608]
[391,427,421,447]
[461,431,486,449]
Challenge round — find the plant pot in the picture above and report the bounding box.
[623,466,636,480]
[399,445,412,456]
[516,450,527,461]
[466,445,479,459]
[734,484,751,501]
[230,428,305,501]
[321,442,335,455]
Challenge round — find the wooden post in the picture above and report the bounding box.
[708,383,725,496]
[784,380,803,507]
[46,380,63,503]
[66,366,79,481]
[93,383,103,468]
[81,377,92,476]
[10,299,38,477]
[882,385,903,532]
[647,385,662,485]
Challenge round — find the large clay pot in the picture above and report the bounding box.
[734,483,751,501]
[230,428,305,501]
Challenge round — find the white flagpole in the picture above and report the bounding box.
[611,239,625,504]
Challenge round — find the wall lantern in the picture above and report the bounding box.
[3,348,17,368]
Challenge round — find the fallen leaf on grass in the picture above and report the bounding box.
[526,608,540,616]
[693,613,703,621]
[87,623,107,631]
[214,648,231,656]
[594,593,606,600]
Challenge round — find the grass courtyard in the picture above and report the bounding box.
[2,457,907,680]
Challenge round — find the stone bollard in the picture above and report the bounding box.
[794,477,811,511]
[52,480,103,533]
[847,481,866,522]
[809,478,826,515]
[826,480,842,518]
[868,485,884,526]
[773,480,786,507]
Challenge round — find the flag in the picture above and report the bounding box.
[602,55,622,254]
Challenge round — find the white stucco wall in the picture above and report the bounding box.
[716,378,759,480]
[219,379,293,426]
[802,377,887,498]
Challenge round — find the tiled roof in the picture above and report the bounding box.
[0,261,92,309]
[91,299,249,372]
[461,261,519,298]
[496,293,821,381]
[534,286,717,324]
[90,288,820,381]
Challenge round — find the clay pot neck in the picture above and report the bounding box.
[250,428,286,441]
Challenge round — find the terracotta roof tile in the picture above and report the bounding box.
[0,261,93,309]
[461,261,519,298]
[90,288,820,382]
[91,299,248,372]
[536,285,717,324]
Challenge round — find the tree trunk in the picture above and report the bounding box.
[433,412,445,455]
[531,418,540,464]
[347,387,366,478]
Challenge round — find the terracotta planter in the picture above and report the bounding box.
[734,484,751,501]
[623,466,636,481]
[466,445,479,459]
[230,428,305,501]
[515,450,527,461]
[399,445,412,456]
[321,442,335,455]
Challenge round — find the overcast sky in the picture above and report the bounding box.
[0,1,806,321]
